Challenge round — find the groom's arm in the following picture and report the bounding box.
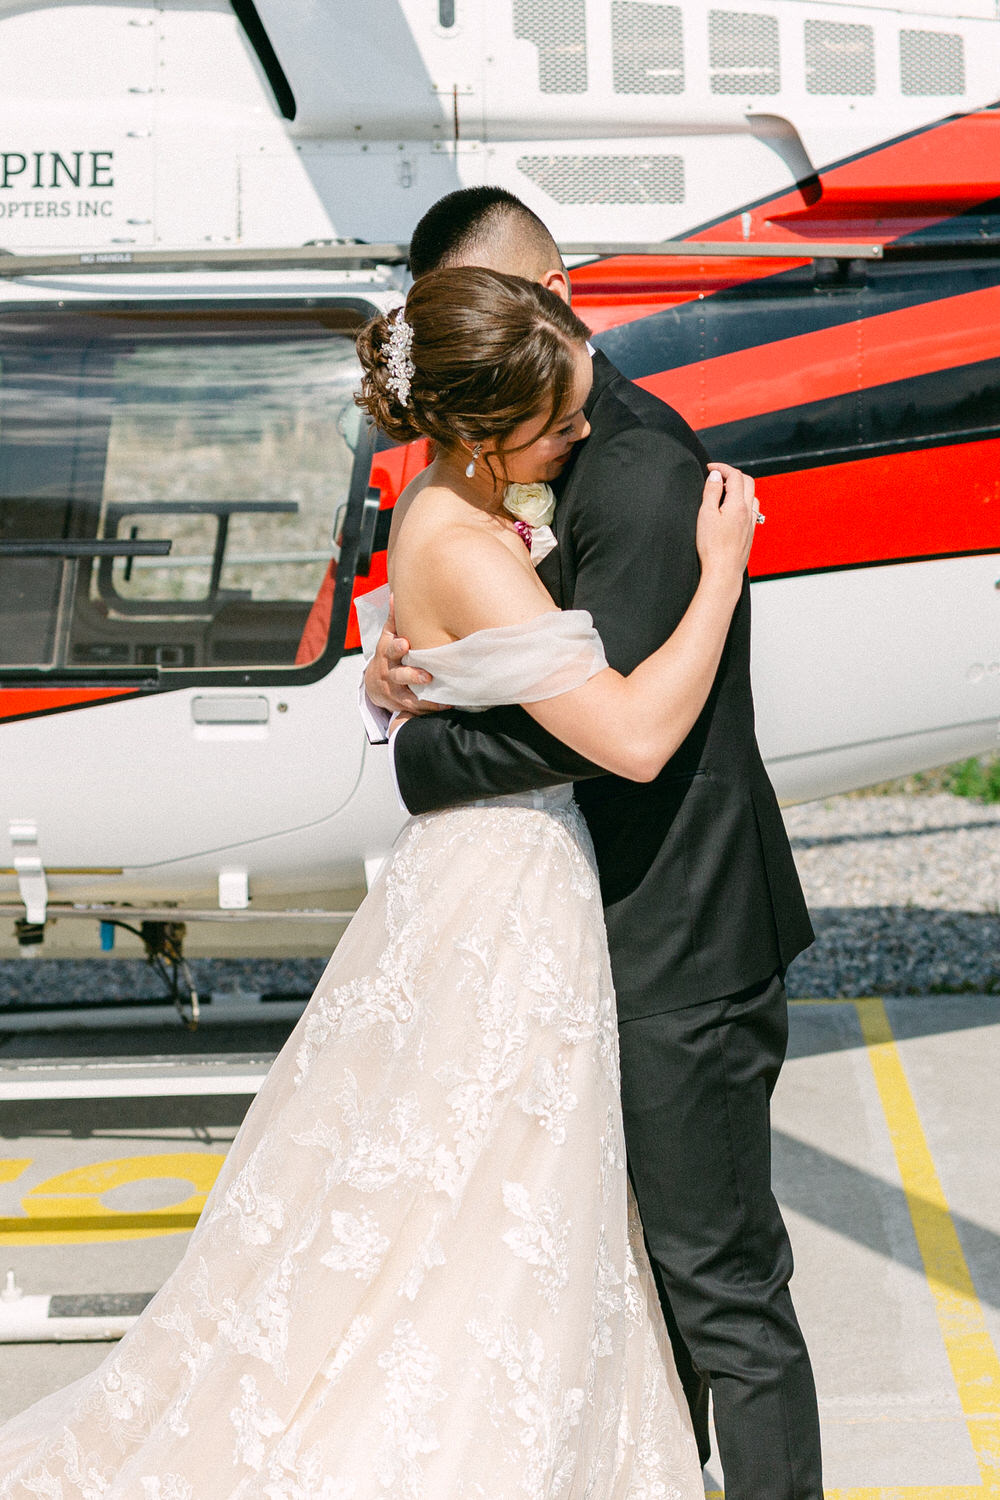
[392,704,605,815]
[392,421,707,815]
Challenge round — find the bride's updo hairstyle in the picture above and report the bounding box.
[355,267,591,469]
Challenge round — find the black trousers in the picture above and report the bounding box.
[617,973,823,1499]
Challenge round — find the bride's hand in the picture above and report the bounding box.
[363,594,453,715]
[695,462,758,589]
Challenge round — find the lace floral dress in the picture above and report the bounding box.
[0,607,703,1500]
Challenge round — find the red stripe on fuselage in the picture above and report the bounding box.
[749,438,1000,578]
[0,687,139,724]
[571,110,1000,333]
[694,108,1000,245]
[342,439,431,653]
[571,257,808,334]
[636,282,1000,429]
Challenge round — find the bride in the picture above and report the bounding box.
[0,268,756,1499]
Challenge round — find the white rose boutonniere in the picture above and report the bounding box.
[502,481,556,529]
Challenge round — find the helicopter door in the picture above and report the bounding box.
[0,302,382,872]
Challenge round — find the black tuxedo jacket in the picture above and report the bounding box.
[393,350,813,1018]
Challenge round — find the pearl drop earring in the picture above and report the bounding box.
[465,444,482,479]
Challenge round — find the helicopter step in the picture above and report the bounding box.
[0,1273,153,1344]
[0,1050,272,1102]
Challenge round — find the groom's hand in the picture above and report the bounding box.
[364,594,453,716]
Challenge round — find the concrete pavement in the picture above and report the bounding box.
[0,996,997,1496]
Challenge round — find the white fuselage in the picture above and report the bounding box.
[0,0,998,932]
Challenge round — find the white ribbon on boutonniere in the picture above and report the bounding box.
[503,482,558,566]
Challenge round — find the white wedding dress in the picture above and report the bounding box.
[0,606,702,1500]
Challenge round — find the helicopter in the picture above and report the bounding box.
[0,0,997,981]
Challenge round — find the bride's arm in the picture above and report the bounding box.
[425,467,755,784]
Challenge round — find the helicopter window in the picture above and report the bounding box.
[513,0,588,94]
[899,30,964,95]
[612,2,684,95]
[106,507,217,607]
[804,20,875,96]
[97,337,355,614]
[0,306,373,680]
[709,11,779,96]
[0,339,117,669]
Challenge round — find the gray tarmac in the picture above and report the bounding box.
[0,790,998,1492]
[0,996,996,1494]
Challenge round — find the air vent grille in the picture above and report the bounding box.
[805,20,875,95]
[612,2,684,94]
[513,0,588,93]
[900,29,964,95]
[517,153,685,204]
[709,11,779,94]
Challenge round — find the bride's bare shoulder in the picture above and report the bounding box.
[385,468,434,553]
[395,486,511,584]
[390,483,552,641]
[392,476,469,545]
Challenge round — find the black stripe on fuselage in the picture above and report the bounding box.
[593,253,1000,381]
[898,194,1000,246]
[696,353,1000,475]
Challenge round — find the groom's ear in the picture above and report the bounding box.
[539,268,572,304]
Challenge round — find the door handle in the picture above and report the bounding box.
[191,696,269,725]
[355,488,382,577]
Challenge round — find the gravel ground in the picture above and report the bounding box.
[0,794,997,1010]
[0,957,325,1009]
[783,793,999,997]
[783,793,1000,912]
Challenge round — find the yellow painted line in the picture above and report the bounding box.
[788,997,860,1005]
[707,1492,987,1499]
[0,1152,225,1245]
[825,1491,984,1499]
[0,1158,31,1183]
[707,1491,988,1498]
[856,997,1000,1493]
[1,998,995,1500]
[0,1212,204,1242]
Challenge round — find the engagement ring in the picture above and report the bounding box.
[754,513,766,525]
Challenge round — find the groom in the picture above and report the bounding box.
[364,187,822,1498]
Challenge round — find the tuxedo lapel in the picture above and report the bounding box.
[534,543,563,602]
[536,352,621,605]
[537,452,577,604]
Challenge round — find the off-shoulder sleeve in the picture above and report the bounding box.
[354,583,392,664]
[404,611,608,710]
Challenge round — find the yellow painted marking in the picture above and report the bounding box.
[708,1492,986,1499]
[0,1153,226,1244]
[2,995,996,1500]
[710,996,998,1498]
[789,997,860,1005]
[855,997,1000,1493]
[821,1491,982,1499]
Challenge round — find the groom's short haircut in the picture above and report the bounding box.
[409,187,564,283]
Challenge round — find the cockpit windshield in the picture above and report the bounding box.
[0,304,371,678]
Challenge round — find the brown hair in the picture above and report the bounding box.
[355,267,590,465]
